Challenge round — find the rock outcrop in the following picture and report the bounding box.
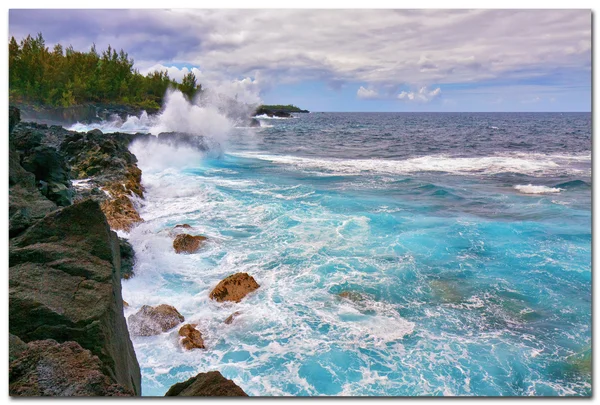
[224,311,241,325]
[119,238,135,279]
[164,371,248,396]
[209,273,260,303]
[178,324,206,350]
[128,304,185,336]
[173,234,207,254]
[9,340,133,396]
[8,199,141,395]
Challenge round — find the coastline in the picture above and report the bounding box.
[8,106,249,396]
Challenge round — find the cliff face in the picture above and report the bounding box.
[8,107,141,396]
[8,106,249,397]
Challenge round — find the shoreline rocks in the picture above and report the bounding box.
[9,339,134,396]
[9,199,141,395]
[173,234,207,254]
[178,324,206,350]
[164,371,248,396]
[128,304,185,336]
[209,273,260,303]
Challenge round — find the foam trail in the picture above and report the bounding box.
[514,184,562,194]
[230,152,587,177]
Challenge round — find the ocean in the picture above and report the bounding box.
[70,107,591,396]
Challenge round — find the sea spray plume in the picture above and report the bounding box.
[149,89,232,140]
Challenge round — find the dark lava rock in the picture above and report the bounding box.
[119,237,135,279]
[8,111,57,237]
[164,371,248,396]
[209,273,260,303]
[9,199,141,395]
[9,339,134,396]
[128,304,185,336]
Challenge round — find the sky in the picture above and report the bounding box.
[8,9,592,112]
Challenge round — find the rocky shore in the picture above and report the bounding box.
[8,106,250,397]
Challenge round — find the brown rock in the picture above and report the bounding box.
[100,195,143,232]
[174,224,192,229]
[338,291,364,302]
[173,234,207,254]
[209,273,260,303]
[178,324,205,350]
[9,339,133,396]
[224,312,241,325]
[164,371,248,396]
[128,304,184,336]
[123,300,129,308]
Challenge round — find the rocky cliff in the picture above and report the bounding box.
[8,107,140,396]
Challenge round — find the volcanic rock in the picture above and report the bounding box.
[178,324,205,350]
[8,199,141,395]
[209,273,260,303]
[164,371,248,396]
[9,339,133,396]
[173,234,207,254]
[128,304,185,336]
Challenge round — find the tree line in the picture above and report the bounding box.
[9,33,201,110]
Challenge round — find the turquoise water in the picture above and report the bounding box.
[100,111,590,396]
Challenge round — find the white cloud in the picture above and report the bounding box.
[398,86,442,103]
[356,86,379,99]
[9,9,591,94]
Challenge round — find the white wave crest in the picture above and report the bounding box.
[514,184,562,194]
[230,152,586,177]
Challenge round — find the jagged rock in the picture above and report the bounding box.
[123,300,129,308]
[224,311,241,325]
[178,324,205,350]
[209,273,260,303]
[100,195,143,232]
[119,238,135,279]
[128,304,184,336]
[8,110,57,237]
[9,199,141,395]
[338,291,364,302]
[174,224,192,229]
[173,234,207,254]
[9,106,20,133]
[9,339,133,396]
[164,371,248,396]
[9,334,28,363]
[248,118,260,127]
[20,145,73,206]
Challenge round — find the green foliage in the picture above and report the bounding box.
[9,32,203,109]
[258,104,306,112]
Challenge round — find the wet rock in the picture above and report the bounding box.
[209,273,260,303]
[248,118,260,127]
[178,324,205,350]
[100,195,143,232]
[123,300,129,308]
[338,291,365,302]
[9,199,141,395]
[224,311,241,325]
[174,224,192,229]
[128,304,184,336]
[173,234,207,254]
[9,334,28,363]
[164,371,248,396]
[20,145,73,206]
[9,105,21,133]
[119,237,135,279]
[9,339,133,396]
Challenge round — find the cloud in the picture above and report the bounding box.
[8,9,591,98]
[398,86,442,102]
[356,86,379,99]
